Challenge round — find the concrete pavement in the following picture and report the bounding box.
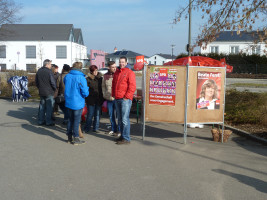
[0,99,266,200]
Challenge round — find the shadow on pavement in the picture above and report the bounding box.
[6,105,67,141]
[212,169,267,194]
[21,124,66,143]
[232,137,267,157]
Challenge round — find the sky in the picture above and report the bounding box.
[17,0,206,56]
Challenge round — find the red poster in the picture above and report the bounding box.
[196,71,221,110]
[149,67,177,106]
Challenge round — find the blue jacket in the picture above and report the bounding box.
[64,68,89,110]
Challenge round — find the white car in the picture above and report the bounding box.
[98,68,109,75]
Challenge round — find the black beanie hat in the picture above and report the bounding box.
[63,64,71,71]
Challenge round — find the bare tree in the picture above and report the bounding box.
[37,42,44,69]
[0,0,21,39]
[174,0,267,52]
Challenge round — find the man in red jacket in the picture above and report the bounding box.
[112,56,136,144]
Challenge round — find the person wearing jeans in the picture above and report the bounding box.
[64,62,89,145]
[67,108,83,140]
[35,59,56,126]
[84,65,104,133]
[85,104,101,132]
[102,61,120,136]
[112,56,136,145]
[107,100,119,135]
[115,98,132,141]
[38,95,55,126]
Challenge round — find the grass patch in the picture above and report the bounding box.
[229,83,267,88]
[225,89,267,126]
[0,71,38,99]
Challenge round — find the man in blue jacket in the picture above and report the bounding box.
[35,59,56,126]
[64,62,89,145]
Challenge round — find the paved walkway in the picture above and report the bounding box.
[0,99,266,200]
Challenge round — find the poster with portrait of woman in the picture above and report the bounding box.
[196,71,221,110]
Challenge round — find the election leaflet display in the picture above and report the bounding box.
[187,67,225,123]
[144,65,225,124]
[149,67,177,106]
[145,66,186,123]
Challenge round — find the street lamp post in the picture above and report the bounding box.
[171,44,175,66]
[184,0,192,144]
[188,0,192,56]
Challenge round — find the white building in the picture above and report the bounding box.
[0,24,87,72]
[200,31,266,56]
[147,54,173,65]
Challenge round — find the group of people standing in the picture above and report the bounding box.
[35,56,136,145]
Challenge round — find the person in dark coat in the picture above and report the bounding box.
[83,65,104,133]
[56,64,71,124]
[35,59,56,126]
[52,64,60,116]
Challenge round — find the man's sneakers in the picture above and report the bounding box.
[116,139,130,145]
[67,135,73,144]
[107,131,114,135]
[46,123,55,126]
[73,137,85,145]
[107,131,121,137]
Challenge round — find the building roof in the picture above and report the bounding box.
[153,53,173,59]
[73,28,81,43]
[0,24,75,41]
[106,50,148,58]
[215,31,262,42]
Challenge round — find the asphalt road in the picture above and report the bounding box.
[0,99,266,200]
[136,75,267,92]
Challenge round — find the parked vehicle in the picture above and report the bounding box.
[98,68,109,75]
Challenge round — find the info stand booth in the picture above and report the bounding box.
[142,65,226,144]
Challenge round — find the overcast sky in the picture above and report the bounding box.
[18,0,213,56]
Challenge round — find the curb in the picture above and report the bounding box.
[225,125,267,145]
[0,96,40,102]
[0,96,12,100]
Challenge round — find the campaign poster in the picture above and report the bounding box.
[196,71,221,110]
[149,67,177,106]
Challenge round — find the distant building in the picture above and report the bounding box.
[90,49,106,69]
[105,48,148,67]
[200,31,266,56]
[0,24,87,72]
[146,54,173,65]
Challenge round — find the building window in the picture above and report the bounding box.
[26,46,36,58]
[162,61,165,65]
[230,46,239,54]
[26,64,37,73]
[210,46,219,54]
[0,64,7,71]
[56,46,67,59]
[0,45,6,58]
[154,56,156,59]
[251,45,261,55]
[154,61,156,65]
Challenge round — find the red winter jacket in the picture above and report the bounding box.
[112,67,136,100]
